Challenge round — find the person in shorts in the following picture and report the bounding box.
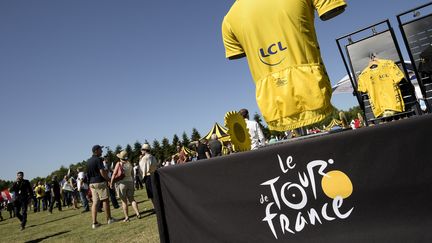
[110,150,141,222]
[86,145,118,229]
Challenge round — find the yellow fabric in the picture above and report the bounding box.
[222,0,346,131]
[357,59,405,117]
[34,185,45,198]
[202,123,230,141]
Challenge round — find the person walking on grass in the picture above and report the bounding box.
[49,175,62,213]
[86,145,118,229]
[61,175,73,208]
[102,157,120,209]
[77,167,90,213]
[111,150,141,222]
[139,143,158,209]
[43,180,51,211]
[10,171,33,230]
[34,181,45,212]
[133,163,143,190]
[0,202,3,221]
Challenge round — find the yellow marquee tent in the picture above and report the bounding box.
[181,146,195,156]
[325,118,343,131]
[202,122,231,142]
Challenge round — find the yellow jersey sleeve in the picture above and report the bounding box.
[222,18,245,59]
[389,62,405,83]
[357,72,368,93]
[314,0,347,18]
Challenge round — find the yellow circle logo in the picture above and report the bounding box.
[321,170,353,199]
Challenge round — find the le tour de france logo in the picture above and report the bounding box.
[258,41,287,66]
[259,155,354,240]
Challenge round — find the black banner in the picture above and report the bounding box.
[153,115,432,243]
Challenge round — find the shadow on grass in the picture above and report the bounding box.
[139,208,156,218]
[24,230,70,243]
[136,199,149,204]
[35,213,80,227]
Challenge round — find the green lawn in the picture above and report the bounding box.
[0,188,160,243]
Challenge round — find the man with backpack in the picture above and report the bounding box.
[34,181,45,212]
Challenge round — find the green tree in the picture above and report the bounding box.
[191,128,201,141]
[345,106,363,122]
[131,141,142,165]
[106,145,122,168]
[31,176,45,186]
[161,137,172,161]
[105,147,116,168]
[253,112,271,139]
[152,140,162,162]
[172,134,180,150]
[0,179,13,191]
[181,131,190,147]
[54,165,69,181]
[125,144,133,158]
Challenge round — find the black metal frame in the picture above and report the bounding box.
[336,20,420,125]
[397,1,432,113]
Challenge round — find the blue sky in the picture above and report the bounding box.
[0,0,430,181]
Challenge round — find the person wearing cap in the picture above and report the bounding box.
[139,143,158,208]
[239,108,265,150]
[110,150,141,222]
[86,145,118,229]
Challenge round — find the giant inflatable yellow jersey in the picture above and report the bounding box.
[222,0,346,131]
[357,59,405,117]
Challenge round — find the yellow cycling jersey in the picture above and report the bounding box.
[222,0,346,131]
[357,59,405,117]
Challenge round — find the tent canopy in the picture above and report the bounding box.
[325,119,343,131]
[181,146,195,156]
[202,122,231,142]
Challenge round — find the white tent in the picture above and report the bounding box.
[332,73,353,94]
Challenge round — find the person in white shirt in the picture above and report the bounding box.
[239,108,265,150]
[76,167,89,212]
[133,163,143,190]
[139,143,158,208]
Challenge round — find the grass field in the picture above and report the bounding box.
[0,188,160,243]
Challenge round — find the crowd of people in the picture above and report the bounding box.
[2,142,160,230]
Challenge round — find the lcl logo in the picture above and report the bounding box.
[259,41,287,66]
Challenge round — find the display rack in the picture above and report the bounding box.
[397,1,432,112]
[336,20,421,125]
